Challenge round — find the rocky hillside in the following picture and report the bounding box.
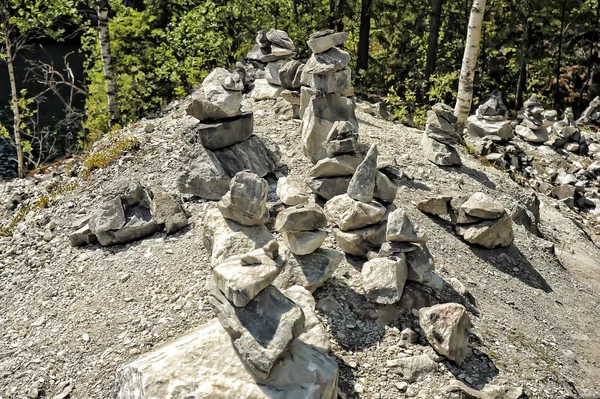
[2,30,600,399]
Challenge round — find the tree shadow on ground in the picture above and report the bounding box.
[454,164,497,189]
[469,244,553,293]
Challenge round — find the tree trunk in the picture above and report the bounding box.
[455,0,487,126]
[424,0,444,97]
[4,34,24,178]
[97,0,120,127]
[579,0,600,110]
[554,0,568,109]
[329,0,336,29]
[515,19,530,109]
[356,0,373,76]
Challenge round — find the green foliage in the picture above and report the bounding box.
[81,131,140,180]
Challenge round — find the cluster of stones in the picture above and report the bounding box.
[465,92,532,172]
[178,67,279,200]
[514,94,557,145]
[578,95,600,126]
[422,103,462,167]
[546,107,584,153]
[69,182,188,247]
[417,192,514,249]
[115,171,340,398]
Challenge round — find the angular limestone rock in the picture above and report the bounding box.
[324,194,386,231]
[115,318,338,399]
[419,303,471,364]
[282,286,330,352]
[250,79,283,100]
[202,68,243,116]
[300,66,352,95]
[273,248,343,292]
[283,230,327,255]
[150,191,188,234]
[405,243,435,283]
[213,248,284,307]
[386,209,428,243]
[276,176,309,206]
[416,196,451,216]
[425,111,461,145]
[422,135,461,166]
[203,209,274,267]
[275,203,327,232]
[187,89,242,122]
[301,88,357,162]
[69,223,95,247]
[347,144,378,203]
[307,30,348,54]
[361,256,408,304]
[279,60,304,90]
[466,115,513,140]
[515,125,548,143]
[310,155,362,178]
[304,47,350,74]
[209,284,304,379]
[212,135,279,178]
[324,120,359,156]
[187,112,253,150]
[332,222,387,257]
[266,28,295,50]
[460,192,505,219]
[218,171,269,226]
[265,60,288,86]
[455,212,514,249]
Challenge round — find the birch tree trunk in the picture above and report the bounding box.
[3,32,24,178]
[97,0,120,127]
[454,0,487,126]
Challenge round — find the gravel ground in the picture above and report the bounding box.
[1,94,599,399]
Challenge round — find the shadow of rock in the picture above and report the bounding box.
[455,164,497,189]
[443,346,500,391]
[469,244,552,293]
[333,353,358,399]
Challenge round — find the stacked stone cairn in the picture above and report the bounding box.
[577,95,600,126]
[547,107,585,154]
[179,67,279,200]
[324,145,388,257]
[300,30,357,163]
[422,103,462,166]
[116,171,339,398]
[514,94,557,144]
[465,92,531,172]
[417,192,514,249]
[247,29,296,102]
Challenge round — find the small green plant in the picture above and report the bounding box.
[81,132,140,180]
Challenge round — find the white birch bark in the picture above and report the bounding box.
[455,0,487,126]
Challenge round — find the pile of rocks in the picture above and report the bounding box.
[300,30,357,163]
[115,171,339,398]
[547,107,584,154]
[514,94,556,144]
[465,93,531,172]
[422,103,462,166]
[69,182,188,247]
[178,67,279,200]
[417,192,514,249]
[324,145,391,257]
[577,96,600,126]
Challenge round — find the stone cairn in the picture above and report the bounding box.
[514,94,556,144]
[578,95,600,126]
[116,171,340,397]
[548,107,584,154]
[465,92,532,173]
[178,67,279,200]
[422,103,462,167]
[417,192,514,249]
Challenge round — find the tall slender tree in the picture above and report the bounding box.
[554,0,568,109]
[424,0,444,98]
[97,0,120,127]
[356,0,373,77]
[0,0,77,178]
[455,0,487,126]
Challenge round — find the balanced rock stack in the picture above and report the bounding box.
[116,171,339,398]
[306,124,398,203]
[422,103,462,166]
[466,91,513,141]
[325,145,390,257]
[247,29,296,101]
[179,68,279,200]
[577,95,600,125]
[514,94,556,144]
[548,107,583,153]
[464,92,529,170]
[300,30,358,163]
[417,192,514,249]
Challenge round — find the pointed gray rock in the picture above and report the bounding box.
[405,243,435,283]
[419,303,471,364]
[218,171,269,226]
[347,144,378,202]
[455,212,514,249]
[210,284,305,379]
[386,209,428,243]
